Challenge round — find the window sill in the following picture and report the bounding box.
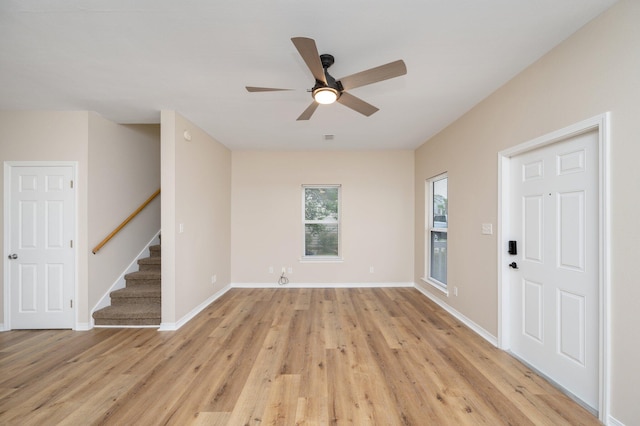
[420,277,449,296]
[300,257,344,263]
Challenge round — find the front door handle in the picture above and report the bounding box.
[8,253,17,260]
[509,262,518,269]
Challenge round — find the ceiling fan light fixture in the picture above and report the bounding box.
[313,87,339,104]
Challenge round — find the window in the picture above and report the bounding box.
[302,185,341,259]
[425,174,448,290]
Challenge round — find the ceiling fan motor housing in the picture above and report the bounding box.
[320,53,335,68]
[313,53,343,100]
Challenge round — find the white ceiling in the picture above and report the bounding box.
[0,0,617,151]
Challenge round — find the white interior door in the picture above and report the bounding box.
[8,165,75,329]
[508,130,599,409]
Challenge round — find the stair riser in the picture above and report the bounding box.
[111,298,161,306]
[125,271,160,280]
[125,279,161,286]
[138,264,161,272]
[94,318,161,326]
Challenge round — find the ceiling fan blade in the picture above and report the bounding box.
[338,60,407,91]
[296,101,319,121]
[291,37,327,84]
[245,86,293,92]
[337,92,379,117]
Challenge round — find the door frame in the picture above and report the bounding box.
[497,113,610,421]
[3,161,79,330]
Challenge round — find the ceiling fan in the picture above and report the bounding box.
[246,37,407,121]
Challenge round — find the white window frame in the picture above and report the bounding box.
[301,184,342,262]
[423,173,448,293]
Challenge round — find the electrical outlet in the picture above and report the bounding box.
[287,267,293,274]
[453,286,458,296]
[269,266,274,274]
[369,266,374,273]
[211,275,217,284]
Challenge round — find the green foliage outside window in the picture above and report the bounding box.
[304,187,340,257]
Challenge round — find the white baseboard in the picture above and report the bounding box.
[75,322,91,331]
[607,415,625,426]
[0,323,5,332]
[413,283,498,347]
[89,230,161,328]
[231,282,415,289]
[159,284,231,331]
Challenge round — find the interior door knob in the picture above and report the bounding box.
[8,253,17,260]
[508,262,518,269]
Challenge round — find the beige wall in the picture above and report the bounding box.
[231,151,414,284]
[87,113,160,314]
[414,0,639,423]
[161,111,231,325]
[0,111,90,326]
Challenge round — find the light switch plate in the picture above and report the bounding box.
[481,223,493,235]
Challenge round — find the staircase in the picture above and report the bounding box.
[92,244,161,326]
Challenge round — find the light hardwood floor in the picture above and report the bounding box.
[0,288,599,425]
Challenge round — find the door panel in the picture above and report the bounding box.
[18,263,38,312]
[523,195,543,262]
[523,279,543,342]
[558,191,585,270]
[558,290,585,365]
[509,130,598,409]
[46,263,65,312]
[9,165,75,329]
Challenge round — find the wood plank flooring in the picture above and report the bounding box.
[0,288,599,425]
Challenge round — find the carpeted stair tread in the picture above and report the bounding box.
[92,304,160,326]
[149,245,161,257]
[92,304,160,322]
[138,257,161,271]
[110,284,160,301]
[124,270,160,285]
[92,304,159,317]
[125,270,160,278]
[112,283,160,294]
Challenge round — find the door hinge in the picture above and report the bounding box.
[70,300,73,308]
[70,180,74,189]
[70,240,73,248]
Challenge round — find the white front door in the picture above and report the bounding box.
[508,130,599,409]
[7,164,75,329]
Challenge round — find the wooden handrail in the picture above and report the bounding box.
[92,189,161,254]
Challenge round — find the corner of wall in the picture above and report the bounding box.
[160,110,177,325]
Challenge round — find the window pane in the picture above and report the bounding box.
[305,224,339,256]
[430,231,447,284]
[305,187,339,221]
[432,178,448,228]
